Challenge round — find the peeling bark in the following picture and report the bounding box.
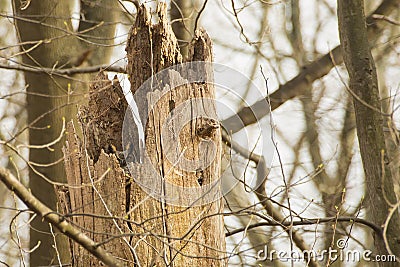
[61,3,225,266]
[61,122,132,266]
[80,73,128,162]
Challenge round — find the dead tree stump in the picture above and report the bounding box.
[60,3,226,267]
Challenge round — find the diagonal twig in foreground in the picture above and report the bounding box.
[0,167,124,267]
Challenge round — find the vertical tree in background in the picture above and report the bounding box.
[9,1,227,265]
[12,0,119,264]
[0,0,399,265]
[170,0,197,59]
[338,0,400,263]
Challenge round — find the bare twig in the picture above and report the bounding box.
[383,200,400,262]
[0,167,124,267]
[372,14,400,26]
[222,0,399,133]
[194,0,209,34]
[0,62,126,76]
[226,216,382,238]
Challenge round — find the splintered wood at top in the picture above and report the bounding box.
[60,2,226,266]
[126,3,182,95]
[124,3,226,266]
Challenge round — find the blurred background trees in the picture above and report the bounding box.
[0,0,399,266]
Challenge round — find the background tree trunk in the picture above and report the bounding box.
[337,0,400,263]
[170,0,197,59]
[12,0,119,264]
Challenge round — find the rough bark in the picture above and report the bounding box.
[0,167,124,267]
[60,74,140,266]
[12,0,119,264]
[61,121,133,266]
[61,3,225,266]
[125,4,225,266]
[337,0,400,263]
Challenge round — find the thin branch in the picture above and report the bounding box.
[372,14,400,26]
[226,216,382,238]
[257,68,316,266]
[222,0,399,133]
[194,0,209,33]
[383,200,400,262]
[0,62,126,75]
[0,167,124,267]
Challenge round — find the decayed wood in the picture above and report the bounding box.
[59,72,136,265]
[79,73,129,162]
[61,3,225,266]
[124,3,226,266]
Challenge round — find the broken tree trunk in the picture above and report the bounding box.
[60,3,226,266]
